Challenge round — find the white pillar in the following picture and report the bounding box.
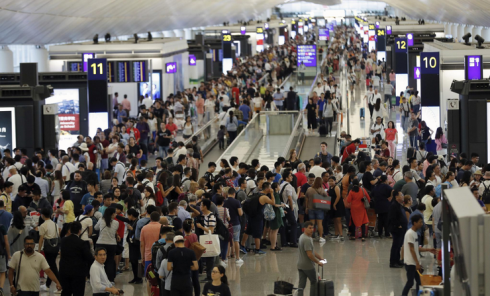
[163,30,175,38]
[481,28,490,41]
[472,26,482,39]
[0,46,14,72]
[445,23,452,37]
[184,29,192,40]
[174,30,185,38]
[464,25,473,42]
[30,46,48,72]
[457,24,465,41]
[452,24,458,40]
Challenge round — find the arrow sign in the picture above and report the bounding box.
[189,55,197,66]
[414,67,421,79]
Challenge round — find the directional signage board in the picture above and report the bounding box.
[189,55,196,66]
[297,44,317,67]
[414,67,421,79]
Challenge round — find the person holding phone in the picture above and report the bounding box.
[297,221,325,296]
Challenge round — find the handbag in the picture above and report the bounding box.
[43,223,61,253]
[362,189,370,209]
[312,193,331,211]
[264,204,276,221]
[274,280,294,295]
[441,143,448,149]
[199,231,221,258]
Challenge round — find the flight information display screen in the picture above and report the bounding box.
[117,61,130,82]
[297,44,317,67]
[132,61,147,82]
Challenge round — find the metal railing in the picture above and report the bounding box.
[281,110,303,157]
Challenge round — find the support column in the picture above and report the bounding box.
[472,26,482,39]
[445,23,452,37]
[452,24,458,40]
[173,30,185,38]
[464,25,473,42]
[184,28,192,40]
[481,28,490,41]
[30,46,48,72]
[457,24,465,41]
[163,30,175,38]
[0,46,14,72]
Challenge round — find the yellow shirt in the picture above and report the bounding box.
[63,200,75,223]
[0,193,12,213]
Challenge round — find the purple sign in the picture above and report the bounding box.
[165,62,177,73]
[82,53,95,72]
[319,29,329,41]
[241,26,246,35]
[414,67,421,79]
[375,21,380,29]
[189,55,196,66]
[407,33,414,46]
[386,25,392,35]
[265,23,269,29]
[297,44,317,67]
[465,55,483,80]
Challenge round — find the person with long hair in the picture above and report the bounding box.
[202,266,231,296]
[434,127,448,156]
[460,171,473,187]
[346,179,371,241]
[51,170,64,203]
[143,187,156,207]
[305,97,318,131]
[182,116,194,140]
[289,148,301,164]
[226,111,239,144]
[94,207,119,283]
[268,183,284,251]
[371,97,385,122]
[384,121,398,157]
[327,176,344,240]
[8,210,28,255]
[305,177,328,242]
[419,121,433,148]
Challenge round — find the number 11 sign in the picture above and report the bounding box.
[88,58,108,81]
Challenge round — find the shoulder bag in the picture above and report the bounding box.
[361,188,370,209]
[13,251,24,291]
[43,222,61,253]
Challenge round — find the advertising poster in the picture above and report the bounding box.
[0,108,16,152]
[173,54,185,93]
[45,89,80,150]
[297,45,317,67]
[139,71,161,100]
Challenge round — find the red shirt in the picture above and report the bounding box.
[88,144,97,163]
[295,172,307,188]
[101,139,110,159]
[381,148,390,158]
[342,143,356,163]
[127,127,141,142]
[384,128,397,141]
[184,233,198,248]
[232,87,240,105]
[166,123,178,136]
[116,213,125,239]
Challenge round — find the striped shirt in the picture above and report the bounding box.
[203,212,216,230]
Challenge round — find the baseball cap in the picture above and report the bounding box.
[174,235,184,243]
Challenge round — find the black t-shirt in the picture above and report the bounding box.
[153,107,164,119]
[362,171,375,191]
[157,130,172,147]
[129,144,141,156]
[202,283,231,296]
[167,247,196,279]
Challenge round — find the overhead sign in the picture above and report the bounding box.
[376,29,385,36]
[241,26,246,35]
[465,55,483,80]
[87,58,107,81]
[319,29,329,41]
[256,27,264,34]
[368,24,375,30]
[189,55,196,66]
[297,44,317,67]
[265,23,269,29]
[222,33,232,43]
[82,53,95,72]
[420,52,439,74]
[395,37,408,53]
[414,67,421,79]
[386,25,392,35]
[407,33,414,46]
[375,21,380,29]
[166,62,177,74]
[0,108,16,152]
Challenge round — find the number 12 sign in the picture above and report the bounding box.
[88,58,107,80]
[420,52,439,75]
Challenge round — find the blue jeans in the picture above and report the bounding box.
[158,146,169,158]
[409,134,418,149]
[101,158,108,173]
[220,239,229,261]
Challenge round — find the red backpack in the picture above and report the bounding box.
[155,182,164,206]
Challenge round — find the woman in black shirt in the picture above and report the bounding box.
[305,97,318,130]
[128,137,142,159]
[202,265,231,296]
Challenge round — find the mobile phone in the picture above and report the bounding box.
[319,259,327,264]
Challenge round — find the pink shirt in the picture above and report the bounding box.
[121,99,131,110]
[196,98,205,114]
[140,221,161,261]
[389,73,396,81]
[435,134,447,151]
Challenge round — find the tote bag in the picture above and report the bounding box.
[199,231,221,258]
[312,193,331,211]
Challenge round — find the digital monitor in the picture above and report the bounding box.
[69,62,82,72]
[421,107,440,134]
[0,108,16,152]
[82,53,95,72]
[465,55,483,80]
[318,19,325,27]
[222,58,233,75]
[139,71,161,100]
[166,62,177,73]
[88,112,108,141]
[117,61,130,82]
[319,29,329,41]
[278,36,285,45]
[132,61,147,82]
[189,55,197,66]
[45,89,80,151]
[107,61,115,82]
[297,44,317,67]
[414,67,421,79]
[386,25,392,35]
[407,33,414,46]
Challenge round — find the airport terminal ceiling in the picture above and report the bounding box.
[1,0,489,44]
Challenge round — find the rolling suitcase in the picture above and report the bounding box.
[407,147,416,159]
[360,107,365,119]
[319,124,328,136]
[318,265,334,296]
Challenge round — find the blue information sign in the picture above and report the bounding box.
[87,58,107,81]
[420,52,440,75]
[394,38,408,53]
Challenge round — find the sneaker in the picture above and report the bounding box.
[319,237,326,243]
[54,290,62,294]
[219,260,227,267]
[254,249,266,256]
[40,285,48,292]
[340,236,345,241]
[330,235,340,240]
[236,258,244,264]
[240,245,248,254]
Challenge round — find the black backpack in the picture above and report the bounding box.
[242,192,261,217]
[151,239,167,269]
[482,183,490,204]
[214,214,229,242]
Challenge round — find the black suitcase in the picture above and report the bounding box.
[319,124,328,136]
[318,265,334,296]
[407,147,416,159]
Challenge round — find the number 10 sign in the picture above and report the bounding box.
[420,52,439,75]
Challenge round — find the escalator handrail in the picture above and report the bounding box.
[281,111,302,157]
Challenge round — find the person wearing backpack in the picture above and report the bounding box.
[38,208,61,292]
[479,171,490,209]
[140,212,163,296]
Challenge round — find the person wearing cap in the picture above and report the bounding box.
[166,234,198,296]
[471,170,483,188]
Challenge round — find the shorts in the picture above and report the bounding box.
[298,199,305,215]
[144,260,151,276]
[308,209,324,221]
[232,225,241,242]
[0,255,6,273]
[245,216,263,239]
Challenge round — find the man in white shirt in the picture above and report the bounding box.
[90,248,121,295]
[110,158,127,185]
[309,158,326,179]
[370,116,385,139]
[252,95,263,113]
[402,215,436,296]
[61,155,76,182]
[392,160,403,183]
[142,94,153,110]
[7,167,26,198]
[364,85,375,119]
[220,91,230,107]
[313,82,323,97]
